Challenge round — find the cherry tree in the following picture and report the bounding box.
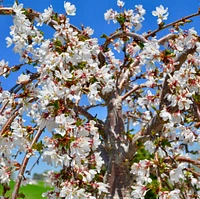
[0,0,200,198]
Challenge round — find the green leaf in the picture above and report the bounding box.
[18,192,26,198]
[100,34,108,39]
[11,66,20,72]
[79,35,89,41]
[193,94,200,104]
[185,117,193,123]
[52,13,58,21]
[23,9,29,16]
[32,141,44,152]
[138,42,144,49]
[164,49,175,56]
[116,14,125,25]
[159,22,165,28]
[186,19,192,23]
[77,61,87,69]
[160,137,171,147]
[76,118,83,126]
[53,134,63,139]
[47,100,59,110]
[151,105,158,113]
[54,39,62,47]
[33,62,37,66]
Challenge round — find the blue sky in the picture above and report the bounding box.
[1,0,200,176]
[0,0,200,88]
[1,0,200,88]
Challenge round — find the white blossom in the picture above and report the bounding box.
[117,0,125,8]
[144,140,155,154]
[17,74,30,84]
[40,6,53,24]
[169,163,186,183]
[64,2,76,16]
[152,5,169,24]
[104,9,118,24]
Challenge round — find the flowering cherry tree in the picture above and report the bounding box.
[0,1,200,199]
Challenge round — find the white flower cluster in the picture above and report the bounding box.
[152,5,169,25]
[104,2,146,31]
[0,1,200,198]
[130,160,152,199]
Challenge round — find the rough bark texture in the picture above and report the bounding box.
[103,93,133,198]
[107,163,132,199]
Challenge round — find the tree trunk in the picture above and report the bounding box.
[104,93,133,198]
[106,162,132,198]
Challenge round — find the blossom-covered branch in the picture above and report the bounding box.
[0,1,199,199]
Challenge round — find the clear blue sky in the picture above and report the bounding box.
[1,0,200,88]
[0,0,200,176]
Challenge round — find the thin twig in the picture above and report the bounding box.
[0,97,36,136]
[158,33,178,45]
[164,156,200,168]
[121,85,141,101]
[11,127,44,199]
[0,108,20,136]
[26,153,42,175]
[146,11,200,38]
[102,31,148,51]
[155,152,162,191]
[185,168,200,178]
[83,103,105,110]
[0,100,9,115]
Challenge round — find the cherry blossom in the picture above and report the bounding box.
[64,2,76,16]
[169,163,186,183]
[17,74,30,84]
[0,166,10,184]
[104,9,118,24]
[117,0,125,8]
[144,140,155,154]
[0,59,9,77]
[39,6,53,24]
[152,5,169,24]
[0,1,200,199]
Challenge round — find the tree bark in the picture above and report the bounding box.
[104,93,133,198]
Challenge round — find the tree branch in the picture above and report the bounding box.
[82,103,105,111]
[164,156,200,168]
[0,97,36,136]
[118,59,140,90]
[158,33,178,45]
[0,100,9,115]
[0,7,83,34]
[102,31,148,51]
[11,127,44,199]
[118,35,173,91]
[159,46,196,110]
[0,109,20,136]
[121,84,144,101]
[185,168,200,178]
[130,46,197,146]
[146,11,200,38]
[77,105,111,139]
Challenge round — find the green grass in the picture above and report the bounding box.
[0,181,51,199]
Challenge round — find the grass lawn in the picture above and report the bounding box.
[0,181,51,199]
